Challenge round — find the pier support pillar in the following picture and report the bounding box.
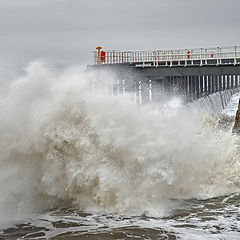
[118,79,125,94]
[204,75,208,96]
[183,76,188,98]
[195,76,200,99]
[211,76,214,94]
[227,75,230,89]
[140,79,150,104]
[231,75,234,89]
[218,75,222,91]
[125,78,137,93]
[151,78,164,102]
[207,76,211,95]
[186,76,191,100]
[214,75,218,93]
[235,75,239,88]
[222,75,226,91]
[199,76,204,97]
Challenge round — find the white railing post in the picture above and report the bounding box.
[219,47,222,65]
[165,51,168,66]
[185,49,187,67]
[200,48,203,66]
[170,50,172,67]
[216,47,219,66]
[153,51,155,67]
[234,46,237,65]
[143,51,145,67]
[191,50,193,65]
[205,49,207,64]
[155,50,158,67]
[178,50,180,66]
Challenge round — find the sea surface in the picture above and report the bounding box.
[1,63,240,240]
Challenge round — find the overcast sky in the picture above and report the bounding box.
[0,0,239,67]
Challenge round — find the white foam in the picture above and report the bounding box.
[0,62,240,226]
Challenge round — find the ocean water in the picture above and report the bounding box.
[1,63,240,239]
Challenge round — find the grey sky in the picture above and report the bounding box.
[0,0,239,66]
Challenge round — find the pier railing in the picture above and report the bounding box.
[93,46,240,67]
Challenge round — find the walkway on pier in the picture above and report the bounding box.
[93,46,240,67]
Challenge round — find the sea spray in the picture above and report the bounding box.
[0,62,240,224]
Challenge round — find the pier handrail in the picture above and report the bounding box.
[92,46,240,67]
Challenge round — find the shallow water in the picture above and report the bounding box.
[2,193,240,239]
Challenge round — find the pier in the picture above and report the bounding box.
[88,46,240,103]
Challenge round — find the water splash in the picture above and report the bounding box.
[0,63,240,226]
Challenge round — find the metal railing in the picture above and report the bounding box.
[93,46,240,67]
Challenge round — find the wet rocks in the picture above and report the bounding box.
[232,99,240,133]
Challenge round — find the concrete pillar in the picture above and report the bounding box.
[176,76,181,95]
[188,76,192,99]
[176,76,183,96]
[231,75,234,89]
[170,76,174,91]
[234,75,237,88]
[112,80,119,96]
[185,76,189,99]
[214,75,218,93]
[140,79,150,104]
[173,76,179,95]
[227,75,230,89]
[179,76,184,97]
[192,76,197,99]
[211,76,214,93]
[204,75,208,96]
[185,76,189,100]
[199,76,204,97]
[211,76,214,94]
[207,76,211,95]
[118,79,125,94]
[134,80,140,104]
[125,78,137,93]
[171,76,178,95]
[222,75,225,91]
[151,78,163,102]
[218,75,222,91]
[235,75,239,88]
[163,76,171,95]
[149,79,153,102]
[189,76,193,99]
[195,76,200,99]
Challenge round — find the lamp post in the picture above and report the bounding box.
[96,46,102,65]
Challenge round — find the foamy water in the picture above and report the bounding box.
[1,63,240,239]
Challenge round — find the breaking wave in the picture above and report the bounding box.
[1,62,240,224]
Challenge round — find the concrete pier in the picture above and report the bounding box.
[88,46,240,103]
